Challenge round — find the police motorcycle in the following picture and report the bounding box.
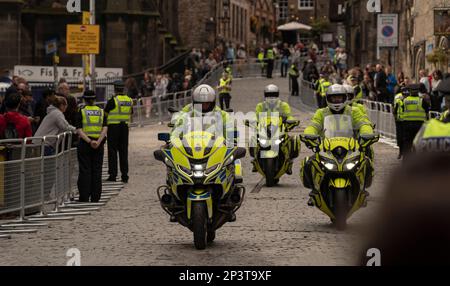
[248,115,300,187]
[300,115,379,230]
[154,113,246,250]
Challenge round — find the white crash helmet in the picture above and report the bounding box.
[193,84,216,113]
[343,84,355,102]
[264,84,280,98]
[326,84,348,112]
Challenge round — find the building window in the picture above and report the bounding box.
[278,0,289,20]
[298,0,314,10]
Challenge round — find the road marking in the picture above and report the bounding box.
[251,178,266,193]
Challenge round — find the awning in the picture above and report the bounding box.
[277,21,312,31]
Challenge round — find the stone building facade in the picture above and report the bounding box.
[276,0,346,46]
[0,0,184,75]
[177,0,275,51]
[345,0,449,79]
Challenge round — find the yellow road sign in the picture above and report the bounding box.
[66,24,100,55]
[82,11,91,25]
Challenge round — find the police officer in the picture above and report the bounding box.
[414,119,450,153]
[75,90,108,203]
[253,85,300,175]
[265,46,275,79]
[218,72,232,110]
[105,80,133,183]
[400,84,430,158]
[318,74,332,108]
[302,84,374,206]
[289,64,300,97]
[393,87,408,159]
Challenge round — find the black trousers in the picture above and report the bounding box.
[395,121,404,155]
[107,123,129,181]
[77,140,104,203]
[266,60,274,78]
[219,93,231,110]
[401,121,424,157]
[290,76,299,96]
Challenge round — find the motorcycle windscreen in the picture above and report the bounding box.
[323,115,354,138]
[177,112,227,138]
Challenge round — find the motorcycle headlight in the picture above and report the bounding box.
[321,161,337,171]
[193,171,205,178]
[274,138,284,145]
[345,158,360,171]
[258,138,269,147]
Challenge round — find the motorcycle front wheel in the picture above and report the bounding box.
[192,202,208,250]
[265,159,278,187]
[333,190,348,231]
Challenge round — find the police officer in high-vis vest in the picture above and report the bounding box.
[265,46,275,79]
[400,84,430,157]
[393,87,409,159]
[289,64,300,96]
[318,74,332,109]
[105,80,133,183]
[75,90,108,203]
[218,72,232,110]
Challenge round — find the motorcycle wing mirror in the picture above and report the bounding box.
[168,107,179,113]
[234,147,247,160]
[158,133,171,143]
[153,150,165,162]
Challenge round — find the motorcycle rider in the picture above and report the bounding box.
[302,84,375,206]
[170,84,234,144]
[250,84,299,175]
[344,84,367,115]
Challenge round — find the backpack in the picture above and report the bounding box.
[4,120,18,139]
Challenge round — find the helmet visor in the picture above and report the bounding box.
[327,94,347,104]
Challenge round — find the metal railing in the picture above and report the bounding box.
[0,132,81,237]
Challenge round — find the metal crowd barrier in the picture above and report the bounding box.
[0,132,82,236]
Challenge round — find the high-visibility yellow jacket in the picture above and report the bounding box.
[401,95,427,122]
[81,105,104,139]
[304,106,374,137]
[107,95,133,125]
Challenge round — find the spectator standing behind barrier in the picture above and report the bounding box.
[386,66,398,104]
[0,93,32,140]
[105,81,133,184]
[56,82,78,127]
[125,77,139,100]
[362,73,377,101]
[419,69,431,94]
[140,72,155,119]
[19,89,40,133]
[280,43,291,78]
[75,90,108,203]
[34,97,76,156]
[431,70,443,112]
[34,88,57,129]
[374,64,388,103]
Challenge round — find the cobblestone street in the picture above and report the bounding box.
[0,77,399,266]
